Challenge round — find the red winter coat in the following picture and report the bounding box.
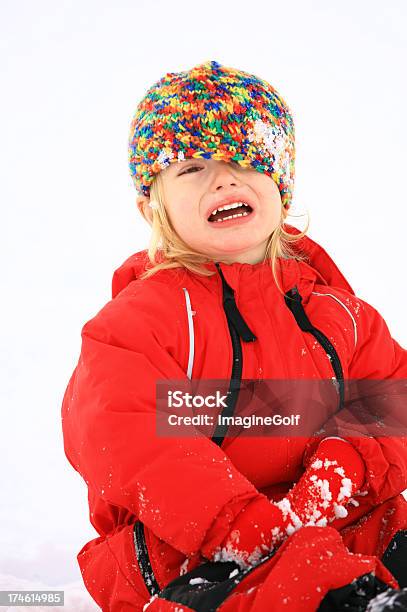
[61,225,407,611]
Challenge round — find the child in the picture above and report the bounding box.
[61,60,407,611]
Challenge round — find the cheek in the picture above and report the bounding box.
[260,181,282,211]
[166,202,196,234]
[258,191,282,226]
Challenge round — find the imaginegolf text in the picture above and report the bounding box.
[168,414,301,428]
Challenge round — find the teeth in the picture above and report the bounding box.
[215,212,250,222]
[210,202,250,216]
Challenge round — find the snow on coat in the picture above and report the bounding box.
[61,224,407,611]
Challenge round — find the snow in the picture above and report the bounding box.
[276,497,304,534]
[338,477,353,502]
[333,503,348,519]
[247,120,292,184]
[323,459,338,469]
[213,542,266,570]
[189,577,211,585]
[366,588,402,611]
[274,459,361,533]
[271,526,283,539]
[285,523,296,536]
[311,458,338,470]
[228,568,240,579]
[311,477,332,509]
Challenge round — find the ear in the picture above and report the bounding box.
[136,195,153,225]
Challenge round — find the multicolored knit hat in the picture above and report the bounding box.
[128,60,295,209]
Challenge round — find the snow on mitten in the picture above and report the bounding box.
[210,495,290,570]
[275,436,366,534]
[206,439,365,571]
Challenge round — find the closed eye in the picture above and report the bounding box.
[178,165,203,176]
[178,160,242,176]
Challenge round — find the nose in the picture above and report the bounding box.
[212,162,242,191]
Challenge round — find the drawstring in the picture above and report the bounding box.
[215,263,257,342]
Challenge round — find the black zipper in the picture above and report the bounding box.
[284,286,345,412]
[211,263,257,446]
[133,520,160,597]
[132,267,257,595]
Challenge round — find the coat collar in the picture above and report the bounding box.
[111,224,355,300]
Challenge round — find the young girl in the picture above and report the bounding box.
[61,60,407,611]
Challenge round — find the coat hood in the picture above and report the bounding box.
[111,224,355,300]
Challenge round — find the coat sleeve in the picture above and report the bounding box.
[61,290,265,559]
[303,293,407,507]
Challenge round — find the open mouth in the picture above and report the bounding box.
[208,202,254,223]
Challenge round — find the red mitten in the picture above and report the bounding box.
[210,495,290,569]
[207,439,365,570]
[275,437,366,533]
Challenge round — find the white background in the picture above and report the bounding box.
[1,0,406,609]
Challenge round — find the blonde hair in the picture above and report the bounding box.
[138,171,310,296]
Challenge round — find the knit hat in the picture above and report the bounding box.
[128,60,295,209]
